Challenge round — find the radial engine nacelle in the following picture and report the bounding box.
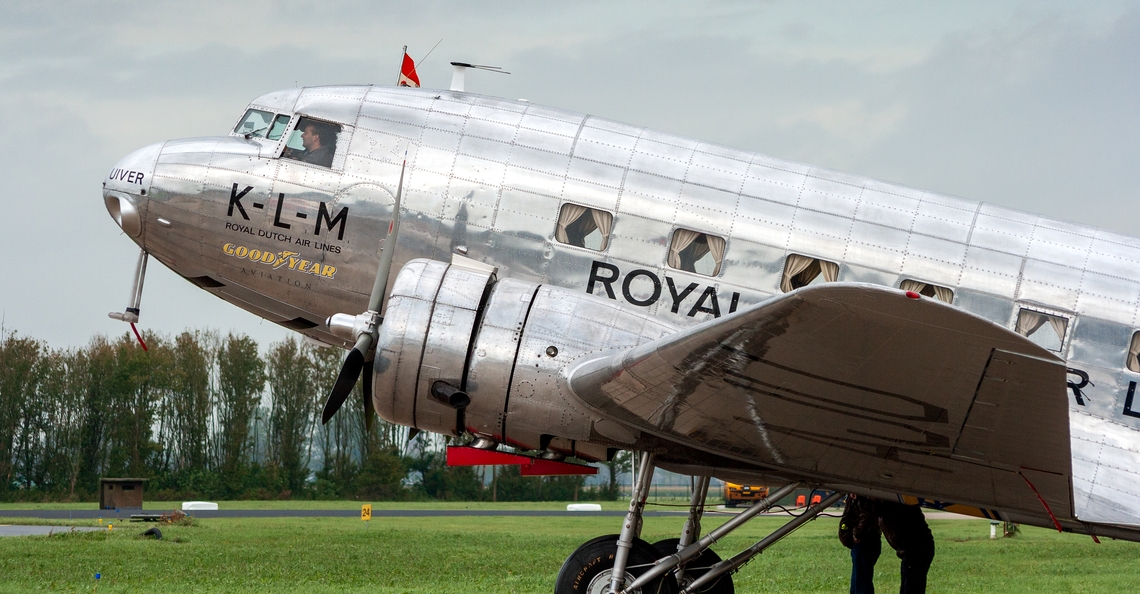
[367,257,677,461]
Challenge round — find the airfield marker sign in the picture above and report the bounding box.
[361,504,371,523]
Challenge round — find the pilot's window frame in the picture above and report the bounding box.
[1014,307,1070,353]
[554,203,613,251]
[277,115,344,170]
[267,113,292,141]
[1127,331,1140,373]
[233,108,276,138]
[899,279,954,304]
[780,253,839,292]
[667,228,725,277]
[270,113,300,156]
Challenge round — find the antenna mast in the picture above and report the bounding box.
[395,45,407,86]
[449,62,510,92]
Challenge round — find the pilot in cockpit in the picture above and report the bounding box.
[283,117,338,168]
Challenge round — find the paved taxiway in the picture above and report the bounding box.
[0,508,978,520]
[1,509,684,519]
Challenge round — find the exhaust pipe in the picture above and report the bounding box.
[431,381,470,409]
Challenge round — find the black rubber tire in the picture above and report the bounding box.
[555,534,679,594]
[141,527,162,540]
[651,538,734,594]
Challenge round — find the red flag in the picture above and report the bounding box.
[398,52,420,87]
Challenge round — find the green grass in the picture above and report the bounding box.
[0,513,1133,592]
[0,499,691,511]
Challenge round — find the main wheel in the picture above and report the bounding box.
[651,538,734,594]
[555,534,679,594]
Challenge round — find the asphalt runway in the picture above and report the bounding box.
[0,509,688,519]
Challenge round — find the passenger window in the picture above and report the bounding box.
[1127,332,1140,373]
[668,229,725,276]
[234,109,274,138]
[282,117,341,168]
[900,279,954,304]
[780,254,838,292]
[555,204,612,251]
[1015,309,1068,352]
[267,114,291,141]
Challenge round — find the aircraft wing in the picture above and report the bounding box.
[569,283,1074,521]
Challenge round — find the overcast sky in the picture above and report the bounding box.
[2,1,1139,349]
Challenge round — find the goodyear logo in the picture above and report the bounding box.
[223,243,336,278]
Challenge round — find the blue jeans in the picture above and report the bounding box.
[850,535,881,594]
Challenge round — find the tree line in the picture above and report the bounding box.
[0,329,627,502]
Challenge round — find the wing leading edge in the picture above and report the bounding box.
[568,283,1074,523]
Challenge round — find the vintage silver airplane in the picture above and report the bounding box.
[103,82,1140,593]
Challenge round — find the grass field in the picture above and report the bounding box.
[0,508,1133,593]
[0,500,638,511]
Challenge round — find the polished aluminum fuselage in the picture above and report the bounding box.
[104,85,1140,529]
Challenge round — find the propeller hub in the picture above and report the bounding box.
[326,311,380,342]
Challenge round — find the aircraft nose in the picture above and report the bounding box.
[103,142,162,238]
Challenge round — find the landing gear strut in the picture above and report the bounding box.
[555,452,677,593]
[650,475,732,593]
[555,535,678,594]
[554,453,843,594]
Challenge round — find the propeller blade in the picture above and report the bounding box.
[321,339,368,425]
[366,157,407,314]
[362,355,375,431]
[322,156,406,425]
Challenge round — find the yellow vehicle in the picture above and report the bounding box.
[723,482,768,507]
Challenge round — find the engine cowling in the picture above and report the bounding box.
[371,257,677,460]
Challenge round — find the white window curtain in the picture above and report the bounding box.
[1016,309,1068,348]
[705,234,726,276]
[781,254,838,292]
[1128,332,1140,373]
[555,203,588,245]
[900,279,954,304]
[780,254,816,292]
[669,229,702,269]
[591,209,613,251]
[1016,310,1047,337]
[900,279,927,293]
[820,260,839,283]
[1047,316,1068,344]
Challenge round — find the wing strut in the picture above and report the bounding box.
[618,480,801,592]
[677,492,845,593]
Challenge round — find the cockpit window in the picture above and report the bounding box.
[267,114,291,141]
[234,109,274,138]
[282,117,341,168]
